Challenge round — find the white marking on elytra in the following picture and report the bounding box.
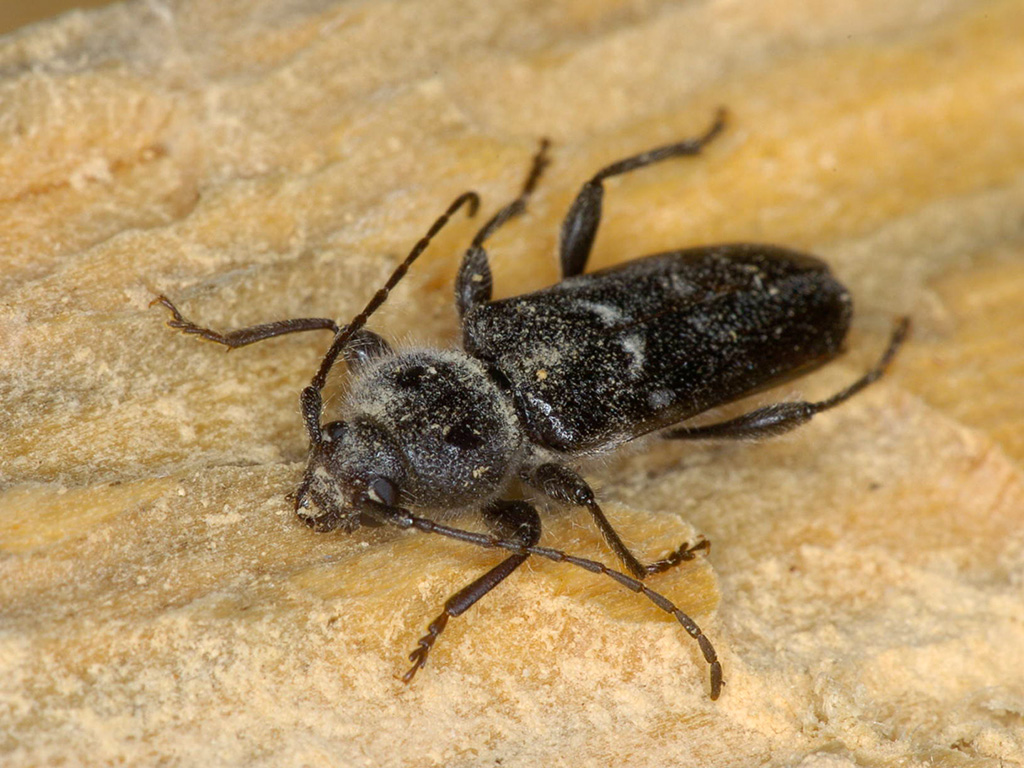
[621,334,646,376]
[669,272,696,297]
[647,388,673,410]
[576,299,624,326]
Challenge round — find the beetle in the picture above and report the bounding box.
[154,109,908,700]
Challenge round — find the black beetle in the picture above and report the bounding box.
[155,109,908,700]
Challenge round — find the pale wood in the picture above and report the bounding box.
[1,0,1022,765]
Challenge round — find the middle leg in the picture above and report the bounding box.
[522,463,708,581]
[558,108,726,279]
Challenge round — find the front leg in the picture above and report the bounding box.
[403,500,542,682]
[522,463,708,580]
[363,498,722,699]
[455,139,551,317]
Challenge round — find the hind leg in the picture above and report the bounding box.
[664,318,910,441]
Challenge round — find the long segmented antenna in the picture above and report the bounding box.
[301,191,480,445]
[365,500,723,700]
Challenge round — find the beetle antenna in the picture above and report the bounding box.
[301,191,480,445]
[370,501,723,699]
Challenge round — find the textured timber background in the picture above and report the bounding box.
[1,1,1022,766]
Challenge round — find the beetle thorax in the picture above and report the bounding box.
[344,348,524,508]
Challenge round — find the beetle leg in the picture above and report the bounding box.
[523,463,706,580]
[558,108,726,279]
[152,295,339,348]
[456,139,551,318]
[644,538,712,575]
[367,499,723,699]
[402,500,542,683]
[663,317,910,441]
[454,245,494,319]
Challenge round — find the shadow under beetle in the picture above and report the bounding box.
[155,109,908,700]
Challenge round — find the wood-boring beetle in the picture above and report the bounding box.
[155,109,908,700]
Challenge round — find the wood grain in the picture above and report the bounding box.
[1,0,1022,765]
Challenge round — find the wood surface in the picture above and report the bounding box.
[1,1,1022,765]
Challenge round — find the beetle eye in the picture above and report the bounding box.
[322,420,347,443]
[368,476,398,507]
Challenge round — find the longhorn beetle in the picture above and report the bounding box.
[155,109,908,700]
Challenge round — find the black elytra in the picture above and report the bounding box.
[154,109,909,700]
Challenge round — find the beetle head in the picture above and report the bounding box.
[294,419,405,533]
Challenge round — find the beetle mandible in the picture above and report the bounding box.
[155,109,908,700]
